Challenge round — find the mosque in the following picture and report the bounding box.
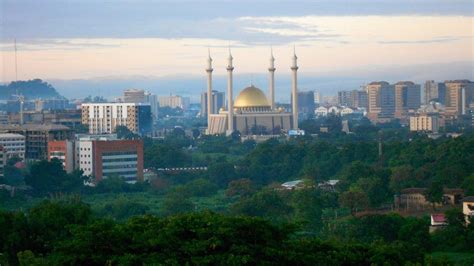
[206,48,299,135]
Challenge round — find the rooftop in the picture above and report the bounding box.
[0,124,71,131]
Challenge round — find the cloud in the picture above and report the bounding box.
[378,36,473,44]
[0,39,121,51]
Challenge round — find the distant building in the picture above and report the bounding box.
[338,90,368,108]
[297,91,316,116]
[9,109,82,129]
[314,91,321,104]
[74,134,144,182]
[81,103,152,135]
[0,133,26,160]
[410,114,440,133]
[35,98,71,112]
[200,90,225,117]
[159,95,190,109]
[144,92,159,122]
[337,91,352,106]
[366,81,395,123]
[424,81,446,105]
[0,146,7,177]
[394,81,421,120]
[444,80,474,117]
[0,124,72,160]
[123,89,145,103]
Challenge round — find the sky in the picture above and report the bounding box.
[0,0,473,100]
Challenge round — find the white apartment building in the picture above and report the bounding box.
[0,133,26,160]
[81,103,152,135]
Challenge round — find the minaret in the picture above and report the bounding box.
[226,48,235,135]
[206,49,213,133]
[268,48,276,110]
[291,46,299,129]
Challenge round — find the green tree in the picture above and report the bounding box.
[425,180,443,210]
[161,192,194,216]
[225,178,255,198]
[338,190,369,216]
[24,159,83,194]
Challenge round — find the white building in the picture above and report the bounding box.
[144,92,159,122]
[0,133,26,160]
[315,106,328,116]
[158,95,190,109]
[81,103,152,135]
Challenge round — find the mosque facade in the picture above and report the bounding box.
[206,48,299,136]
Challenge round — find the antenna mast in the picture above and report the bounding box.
[14,39,18,83]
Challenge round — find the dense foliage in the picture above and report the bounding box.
[4,200,472,265]
[0,79,61,100]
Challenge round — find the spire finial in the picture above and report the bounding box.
[208,46,211,59]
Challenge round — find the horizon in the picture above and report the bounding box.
[1,0,473,100]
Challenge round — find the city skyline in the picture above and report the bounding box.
[1,0,473,96]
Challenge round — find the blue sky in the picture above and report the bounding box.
[1,0,473,100]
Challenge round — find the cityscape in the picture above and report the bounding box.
[1,0,473,265]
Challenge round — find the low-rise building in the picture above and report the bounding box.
[0,133,26,160]
[75,135,144,182]
[48,140,75,173]
[0,124,72,161]
[0,146,7,177]
[462,196,474,223]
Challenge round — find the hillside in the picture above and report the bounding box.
[0,79,62,100]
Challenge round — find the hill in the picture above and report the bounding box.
[0,79,62,100]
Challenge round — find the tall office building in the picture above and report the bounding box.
[444,80,474,116]
[337,91,352,106]
[201,90,225,117]
[394,81,421,119]
[338,90,368,108]
[366,81,395,123]
[123,89,146,103]
[297,91,315,114]
[144,92,159,121]
[81,103,152,135]
[158,95,190,109]
[424,81,446,104]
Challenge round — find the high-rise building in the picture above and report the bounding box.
[366,81,395,123]
[337,91,352,106]
[0,146,6,177]
[158,95,190,109]
[144,92,159,122]
[81,103,152,135]
[394,81,421,119]
[337,90,368,108]
[123,89,146,103]
[424,81,446,104]
[200,90,225,117]
[444,80,474,117]
[297,91,315,115]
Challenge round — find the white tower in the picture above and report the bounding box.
[226,48,235,135]
[268,48,276,110]
[206,49,213,132]
[291,46,299,129]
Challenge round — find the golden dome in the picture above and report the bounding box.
[234,85,270,108]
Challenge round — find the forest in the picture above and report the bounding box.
[1,126,474,264]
